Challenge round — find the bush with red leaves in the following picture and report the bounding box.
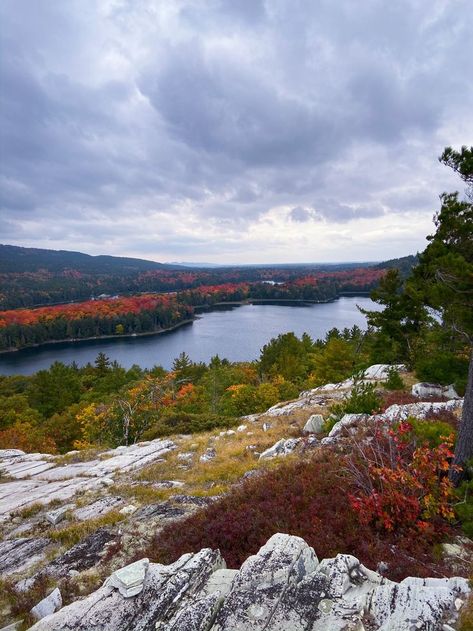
[146,449,456,581]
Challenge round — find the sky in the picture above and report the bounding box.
[0,0,472,265]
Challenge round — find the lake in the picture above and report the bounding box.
[0,297,379,375]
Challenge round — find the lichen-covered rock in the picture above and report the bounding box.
[26,533,470,631]
[28,548,225,631]
[211,533,319,631]
[412,382,460,399]
[0,537,51,577]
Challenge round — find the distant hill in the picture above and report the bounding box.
[375,254,418,278]
[0,244,416,310]
[0,244,186,274]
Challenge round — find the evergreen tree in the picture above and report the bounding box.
[413,146,473,484]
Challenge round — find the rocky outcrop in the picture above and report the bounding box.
[384,399,463,422]
[0,439,175,518]
[0,537,51,577]
[28,533,470,631]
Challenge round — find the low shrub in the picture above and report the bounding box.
[142,412,238,439]
[146,448,454,581]
[455,476,473,539]
[324,380,382,432]
[380,390,418,410]
[384,367,405,391]
[347,421,456,536]
[408,418,457,447]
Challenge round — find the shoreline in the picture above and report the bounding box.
[0,294,370,355]
[0,318,196,355]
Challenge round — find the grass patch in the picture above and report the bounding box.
[49,510,124,547]
[53,448,103,466]
[12,502,43,519]
[113,484,174,504]
[458,594,473,631]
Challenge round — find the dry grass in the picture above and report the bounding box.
[458,593,473,631]
[49,510,124,547]
[53,448,103,466]
[113,483,174,504]
[135,413,312,497]
[12,502,43,519]
[400,371,419,389]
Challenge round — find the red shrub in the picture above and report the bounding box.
[146,448,456,581]
[347,421,456,536]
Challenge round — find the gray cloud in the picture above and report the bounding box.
[0,0,472,263]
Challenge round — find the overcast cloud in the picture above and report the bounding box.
[1,0,472,263]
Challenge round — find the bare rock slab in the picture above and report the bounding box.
[0,537,51,577]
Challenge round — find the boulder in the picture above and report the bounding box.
[303,414,325,434]
[46,504,74,526]
[258,438,302,460]
[119,505,137,516]
[109,558,149,598]
[412,382,460,399]
[200,448,216,463]
[31,588,62,621]
[328,413,370,438]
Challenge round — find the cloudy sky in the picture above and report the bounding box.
[1,0,472,264]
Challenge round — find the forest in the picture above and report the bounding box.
[0,268,386,351]
[0,243,411,309]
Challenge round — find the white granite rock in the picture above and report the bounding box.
[73,496,123,521]
[258,438,302,459]
[303,414,325,434]
[109,558,149,597]
[119,504,136,516]
[328,413,370,438]
[200,447,217,463]
[384,399,463,422]
[0,449,25,459]
[0,537,51,577]
[46,504,74,525]
[412,382,460,399]
[31,588,62,620]
[26,533,470,631]
[29,548,225,631]
[0,439,176,517]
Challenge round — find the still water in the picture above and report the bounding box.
[0,297,379,375]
